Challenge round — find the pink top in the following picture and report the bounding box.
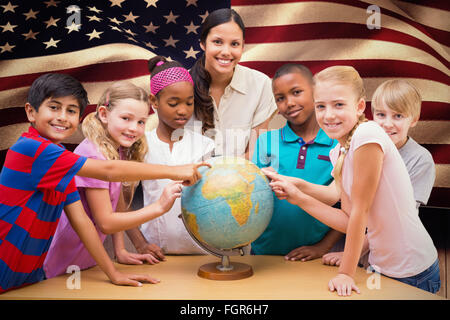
[43,139,122,279]
[330,121,437,278]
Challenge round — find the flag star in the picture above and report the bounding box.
[145,41,157,50]
[109,25,122,32]
[87,15,102,22]
[126,36,138,43]
[183,46,200,59]
[108,17,122,25]
[144,0,158,8]
[184,21,199,35]
[163,35,179,48]
[164,11,179,24]
[1,2,18,13]
[67,5,81,13]
[88,6,102,14]
[166,56,173,62]
[44,0,60,8]
[199,11,209,23]
[123,12,139,23]
[109,0,126,8]
[66,22,81,34]
[44,16,60,28]
[0,42,15,53]
[22,29,40,40]
[123,28,137,37]
[143,22,159,33]
[23,9,39,20]
[86,29,103,40]
[43,37,60,49]
[1,22,17,33]
[186,0,198,7]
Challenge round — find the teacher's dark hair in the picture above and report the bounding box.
[190,8,245,133]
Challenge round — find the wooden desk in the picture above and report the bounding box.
[0,255,444,300]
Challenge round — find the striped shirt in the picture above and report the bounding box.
[0,126,87,293]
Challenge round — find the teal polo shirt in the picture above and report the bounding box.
[251,123,337,255]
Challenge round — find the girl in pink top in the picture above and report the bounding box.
[44,81,186,282]
[263,66,439,296]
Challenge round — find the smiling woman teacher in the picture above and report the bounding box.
[188,8,278,159]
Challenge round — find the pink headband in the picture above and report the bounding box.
[150,64,194,95]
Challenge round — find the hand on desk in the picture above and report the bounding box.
[136,242,166,262]
[328,273,360,296]
[285,244,329,262]
[110,269,160,287]
[116,247,162,265]
[322,251,343,266]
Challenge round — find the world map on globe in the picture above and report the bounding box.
[181,157,274,250]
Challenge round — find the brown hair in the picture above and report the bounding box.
[190,9,246,134]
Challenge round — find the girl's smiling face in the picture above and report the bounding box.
[314,80,365,145]
[98,98,148,148]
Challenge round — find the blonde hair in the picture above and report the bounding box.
[82,81,150,208]
[313,66,368,188]
[371,79,421,120]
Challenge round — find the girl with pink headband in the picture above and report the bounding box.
[127,56,215,258]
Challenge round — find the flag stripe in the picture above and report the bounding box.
[0,60,149,92]
[422,145,450,164]
[395,0,450,13]
[0,43,155,78]
[435,165,450,187]
[233,0,450,45]
[241,40,449,74]
[392,0,450,31]
[241,60,450,85]
[244,23,449,69]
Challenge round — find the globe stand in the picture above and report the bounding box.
[197,255,253,281]
[180,213,254,280]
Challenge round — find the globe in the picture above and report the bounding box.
[181,156,274,252]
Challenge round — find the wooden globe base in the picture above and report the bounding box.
[198,262,253,280]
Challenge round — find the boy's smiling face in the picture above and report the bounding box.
[25,95,81,144]
[372,103,418,149]
[273,72,316,128]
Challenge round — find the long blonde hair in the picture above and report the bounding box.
[82,81,150,207]
[313,66,368,188]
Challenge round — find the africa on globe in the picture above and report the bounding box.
[181,156,274,251]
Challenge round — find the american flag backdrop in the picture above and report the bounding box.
[0,0,449,207]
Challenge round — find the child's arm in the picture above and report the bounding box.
[330,143,383,296]
[111,192,162,265]
[63,200,160,286]
[261,167,339,206]
[265,171,349,233]
[126,228,166,262]
[77,158,210,186]
[87,181,183,234]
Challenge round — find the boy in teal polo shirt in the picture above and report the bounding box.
[251,64,341,260]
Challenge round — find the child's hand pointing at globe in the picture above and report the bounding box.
[261,168,303,206]
[171,162,212,186]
